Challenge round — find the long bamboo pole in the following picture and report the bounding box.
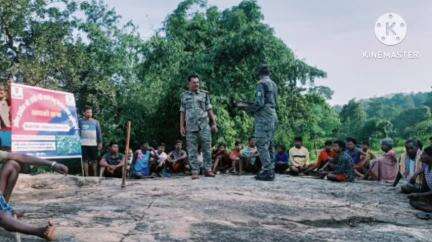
[121,121,131,188]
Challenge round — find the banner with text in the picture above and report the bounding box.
[10,83,81,159]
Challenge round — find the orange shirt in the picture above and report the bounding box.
[317,149,336,164]
[229,150,241,160]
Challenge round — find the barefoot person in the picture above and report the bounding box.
[407,145,432,215]
[325,140,355,182]
[166,140,189,174]
[287,136,310,175]
[305,140,335,175]
[274,145,289,174]
[99,143,125,178]
[399,139,423,192]
[79,106,103,176]
[0,150,68,240]
[366,138,398,183]
[212,143,231,173]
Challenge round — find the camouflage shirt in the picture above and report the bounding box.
[247,76,278,125]
[180,90,212,132]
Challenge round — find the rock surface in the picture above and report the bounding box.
[0,174,431,242]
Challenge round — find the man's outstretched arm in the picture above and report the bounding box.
[233,84,265,113]
[5,153,68,175]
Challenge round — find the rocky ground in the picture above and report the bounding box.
[0,173,431,242]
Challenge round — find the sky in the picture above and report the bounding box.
[105,0,432,105]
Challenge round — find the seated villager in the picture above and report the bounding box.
[407,145,432,217]
[305,140,335,175]
[354,140,376,177]
[274,145,289,174]
[398,139,423,191]
[365,138,398,183]
[132,143,155,178]
[228,140,242,174]
[166,140,189,174]
[287,136,309,175]
[345,137,361,165]
[239,137,260,175]
[0,148,68,240]
[323,140,355,182]
[212,143,231,173]
[99,143,125,178]
[150,143,168,177]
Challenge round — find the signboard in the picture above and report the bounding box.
[0,84,11,148]
[10,83,81,159]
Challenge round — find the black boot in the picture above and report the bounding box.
[255,170,275,181]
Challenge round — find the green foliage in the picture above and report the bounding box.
[394,106,431,138]
[338,92,432,145]
[0,0,335,151]
[3,0,429,154]
[339,99,366,139]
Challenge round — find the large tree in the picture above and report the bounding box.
[1,0,336,150]
[339,99,367,139]
[137,0,331,147]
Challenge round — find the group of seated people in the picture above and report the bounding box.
[98,140,189,178]
[97,135,432,220]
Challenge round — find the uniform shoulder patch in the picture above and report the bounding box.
[181,90,190,96]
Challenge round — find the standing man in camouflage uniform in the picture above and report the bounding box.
[235,65,278,181]
[180,74,218,179]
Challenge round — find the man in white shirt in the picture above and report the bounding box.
[151,143,168,176]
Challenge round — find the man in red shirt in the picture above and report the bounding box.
[305,140,336,174]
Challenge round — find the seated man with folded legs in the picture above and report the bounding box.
[166,140,189,175]
[228,141,242,174]
[354,140,376,177]
[366,138,398,183]
[399,139,423,191]
[0,149,68,240]
[274,145,289,174]
[325,140,355,182]
[99,143,125,178]
[212,143,231,174]
[150,143,168,177]
[407,145,432,219]
[239,137,260,175]
[132,143,155,178]
[305,140,335,175]
[287,136,309,175]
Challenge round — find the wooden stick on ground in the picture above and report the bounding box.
[122,121,132,188]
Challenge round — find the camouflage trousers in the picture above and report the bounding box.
[254,121,276,172]
[186,126,212,172]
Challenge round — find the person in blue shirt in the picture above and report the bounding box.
[345,137,361,164]
[79,106,103,176]
[132,143,156,178]
[274,145,289,174]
